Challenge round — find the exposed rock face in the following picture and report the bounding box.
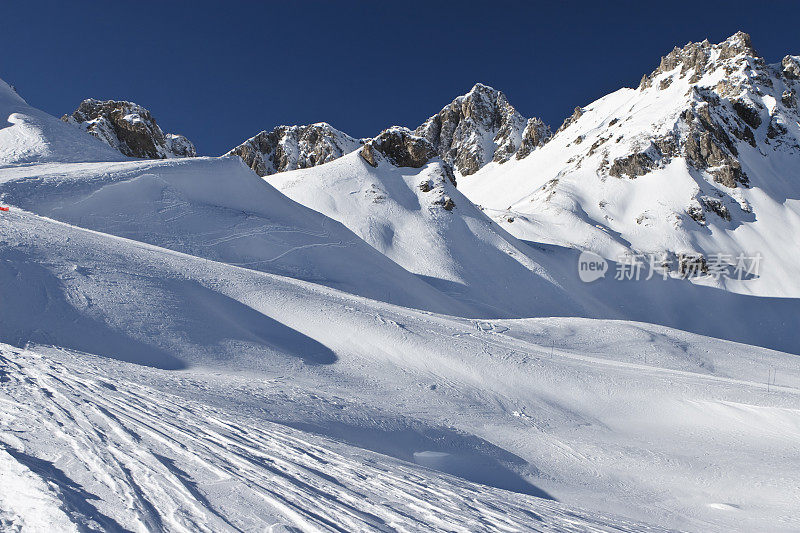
[609,151,656,179]
[62,99,195,159]
[227,123,363,176]
[415,83,549,175]
[598,31,800,189]
[516,118,552,159]
[360,127,457,188]
[360,127,436,167]
[556,107,583,134]
[782,55,800,79]
[682,102,748,188]
[781,89,796,108]
[639,31,757,89]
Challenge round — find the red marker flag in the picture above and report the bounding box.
[0,207,9,212]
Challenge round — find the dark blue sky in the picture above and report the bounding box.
[2,1,799,155]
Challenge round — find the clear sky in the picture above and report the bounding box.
[2,1,799,155]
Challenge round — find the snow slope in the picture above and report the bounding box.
[0,156,470,316]
[1,207,799,531]
[0,79,127,166]
[268,149,587,318]
[266,148,800,353]
[460,33,800,297]
[0,344,670,533]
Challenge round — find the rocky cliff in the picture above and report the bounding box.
[62,99,196,159]
[226,123,363,176]
[415,83,551,176]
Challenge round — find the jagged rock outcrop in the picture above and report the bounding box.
[360,127,457,187]
[556,107,584,134]
[361,127,434,167]
[227,123,363,176]
[599,32,800,190]
[62,99,195,159]
[415,83,549,176]
[516,118,552,159]
[781,55,800,79]
[639,31,757,89]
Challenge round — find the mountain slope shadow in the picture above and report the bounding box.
[0,254,185,370]
[287,420,553,499]
[0,250,336,368]
[173,280,337,365]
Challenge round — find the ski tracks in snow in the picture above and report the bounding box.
[0,346,666,532]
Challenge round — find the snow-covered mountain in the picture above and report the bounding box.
[226,122,363,176]
[62,99,196,158]
[268,126,587,318]
[460,32,800,297]
[265,124,800,352]
[0,155,471,316]
[2,30,800,532]
[415,83,551,176]
[226,84,550,180]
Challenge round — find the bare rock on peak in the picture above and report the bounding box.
[360,127,438,169]
[227,123,363,176]
[415,83,547,175]
[556,107,584,134]
[62,99,195,159]
[639,32,759,90]
[516,118,552,160]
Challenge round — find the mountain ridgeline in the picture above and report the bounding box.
[46,32,800,296]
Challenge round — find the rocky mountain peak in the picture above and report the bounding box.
[226,122,363,177]
[562,31,800,192]
[62,99,196,159]
[506,31,800,271]
[415,83,549,176]
[639,32,759,90]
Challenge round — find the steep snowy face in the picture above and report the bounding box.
[415,83,550,176]
[267,129,586,319]
[460,32,800,296]
[62,99,196,159]
[226,122,363,176]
